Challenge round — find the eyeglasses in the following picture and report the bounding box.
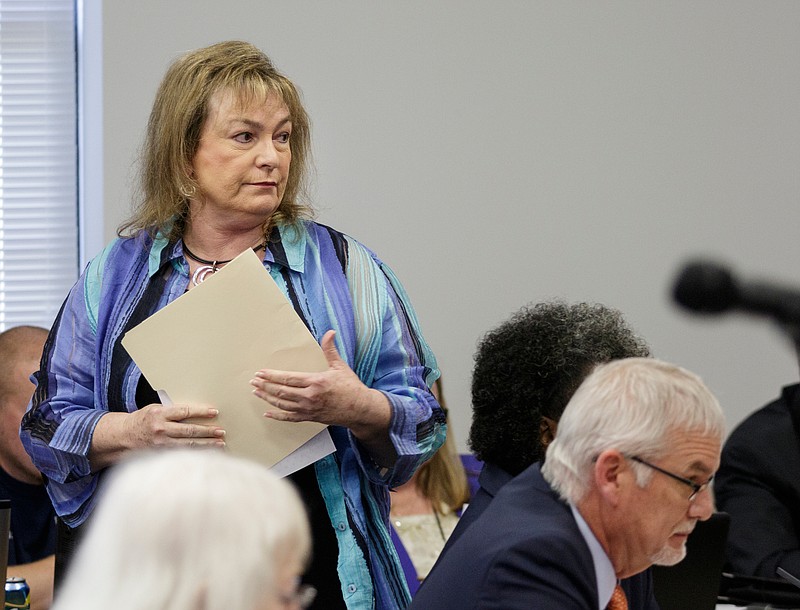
[280,583,317,609]
[628,456,713,502]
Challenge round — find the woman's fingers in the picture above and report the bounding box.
[164,403,220,421]
[134,402,226,447]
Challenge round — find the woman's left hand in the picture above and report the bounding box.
[250,330,392,439]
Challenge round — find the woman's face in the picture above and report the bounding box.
[190,88,292,228]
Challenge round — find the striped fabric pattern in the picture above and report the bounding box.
[21,220,445,609]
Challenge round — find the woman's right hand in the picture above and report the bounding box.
[125,403,226,448]
[89,404,225,471]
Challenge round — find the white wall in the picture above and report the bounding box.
[100,1,800,451]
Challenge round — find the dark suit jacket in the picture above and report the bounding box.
[411,463,655,609]
[440,461,512,556]
[715,383,800,578]
[425,461,658,610]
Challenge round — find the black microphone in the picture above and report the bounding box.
[672,260,800,327]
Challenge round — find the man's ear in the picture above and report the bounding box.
[539,416,558,449]
[593,449,627,506]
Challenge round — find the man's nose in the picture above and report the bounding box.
[688,485,715,521]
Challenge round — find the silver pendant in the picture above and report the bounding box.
[191,265,217,286]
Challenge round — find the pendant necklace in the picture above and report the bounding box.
[183,240,267,286]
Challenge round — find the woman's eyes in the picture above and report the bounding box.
[233,132,254,144]
[231,131,290,144]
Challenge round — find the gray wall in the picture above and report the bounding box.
[101,1,800,451]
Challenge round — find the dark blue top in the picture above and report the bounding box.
[0,466,56,565]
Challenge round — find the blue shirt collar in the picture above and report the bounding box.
[570,503,616,610]
[146,222,308,278]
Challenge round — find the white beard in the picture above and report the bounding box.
[650,541,688,566]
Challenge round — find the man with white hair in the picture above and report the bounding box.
[410,357,725,609]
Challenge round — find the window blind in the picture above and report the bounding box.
[0,0,78,331]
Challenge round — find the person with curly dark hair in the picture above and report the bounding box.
[469,300,650,477]
[426,300,657,609]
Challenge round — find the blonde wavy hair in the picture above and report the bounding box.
[119,40,313,241]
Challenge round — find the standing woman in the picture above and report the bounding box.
[20,41,444,610]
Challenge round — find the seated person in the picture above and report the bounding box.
[715,382,800,579]
[460,452,483,499]
[410,357,725,609]
[437,300,656,607]
[460,301,650,532]
[51,449,313,610]
[0,326,55,610]
[390,378,470,594]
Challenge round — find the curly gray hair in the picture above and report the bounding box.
[468,300,650,475]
